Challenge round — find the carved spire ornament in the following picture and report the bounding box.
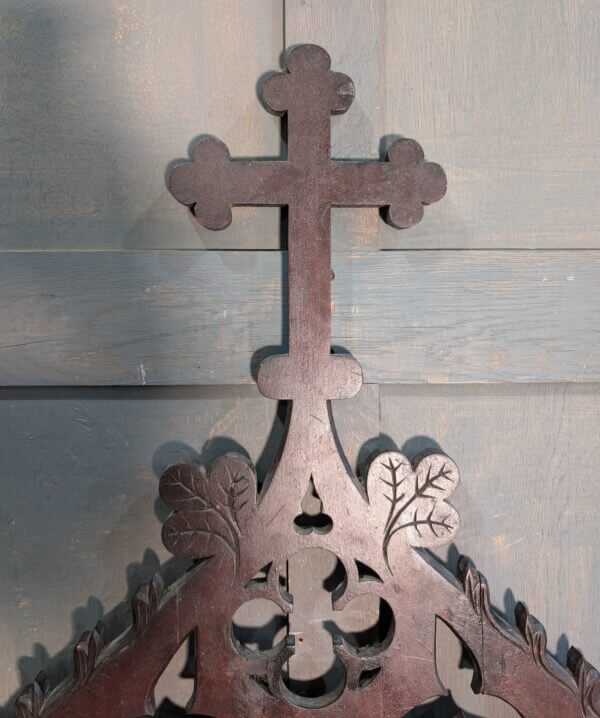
[15,44,599,718]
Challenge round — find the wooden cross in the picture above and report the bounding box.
[15,43,599,718]
[169,44,446,403]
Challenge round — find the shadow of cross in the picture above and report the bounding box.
[169,44,446,403]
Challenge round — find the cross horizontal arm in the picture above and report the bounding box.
[170,137,445,232]
[328,140,446,228]
[169,139,292,230]
[329,160,444,206]
[221,162,291,205]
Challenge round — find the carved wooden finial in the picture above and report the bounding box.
[170,43,445,403]
[16,45,598,718]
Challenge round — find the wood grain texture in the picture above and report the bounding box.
[2,1,599,715]
[3,383,597,716]
[0,0,283,250]
[380,382,600,716]
[285,0,383,250]
[379,0,600,249]
[0,383,376,712]
[0,249,598,385]
[3,0,597,252]
[2,0,597,252]
[286,0,600,249]
[286,384,380,687]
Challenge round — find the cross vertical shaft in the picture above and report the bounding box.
[169,44,446,403]
[285,81,335,361]
[287,201,331,361]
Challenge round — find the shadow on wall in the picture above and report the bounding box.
[2,552,189,718]
[0,422,282,717]
[1,417,525,718]
[0,2,282,709]
[0,6,572,718]
[0,0,287,252]
[0,1,137,249]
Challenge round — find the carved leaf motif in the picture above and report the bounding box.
[208,453,256,528]
[160,455,256,575]
[159,463,210,514]
[569,648,600,717]
[162,511,237,560]
[15,672,49,718]
[73,621,107,685]
[367,451,460,568]
[132,572,164,634]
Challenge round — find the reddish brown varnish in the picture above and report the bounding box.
[15,45,599,718]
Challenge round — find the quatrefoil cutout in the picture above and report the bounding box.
[232,550,395,708]
[367,451,460,569]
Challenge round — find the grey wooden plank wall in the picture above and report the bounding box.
[1,250,599,385]
[0,1,598,717]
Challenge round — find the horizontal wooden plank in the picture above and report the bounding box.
[1,249,599,385]
[0,0,285,251]
[6,0,598,253]
[288,0,600,250]
[380,382,600,715]
[0,0,374,252]
[379,0,600,249]
[0,383,378,707]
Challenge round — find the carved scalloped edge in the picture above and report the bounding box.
[13,554,598,717]
[73,620,108,684]
[458,555,600,716]
[16,620,109,716]
[457,555,522,652]
[568,647,600,718]
[15,672,49,718]
[15,571,166,717]
[132,571,165,634]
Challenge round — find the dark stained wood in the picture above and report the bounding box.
[3,0,599,252]
[14,44,599,718]
[168,43,445,406]
[0,383,378,711]
[3,383,598,716]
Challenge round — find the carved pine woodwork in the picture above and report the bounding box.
[15,44,599,718]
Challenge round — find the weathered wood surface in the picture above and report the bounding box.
[2,1,599,716]
[2,0,597,252]
[287,0,600,250]
[0,0,283,251]
[0,384,377,713]
[380,382,600,717]
[0,250,598,386]
[2,383,597,716]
